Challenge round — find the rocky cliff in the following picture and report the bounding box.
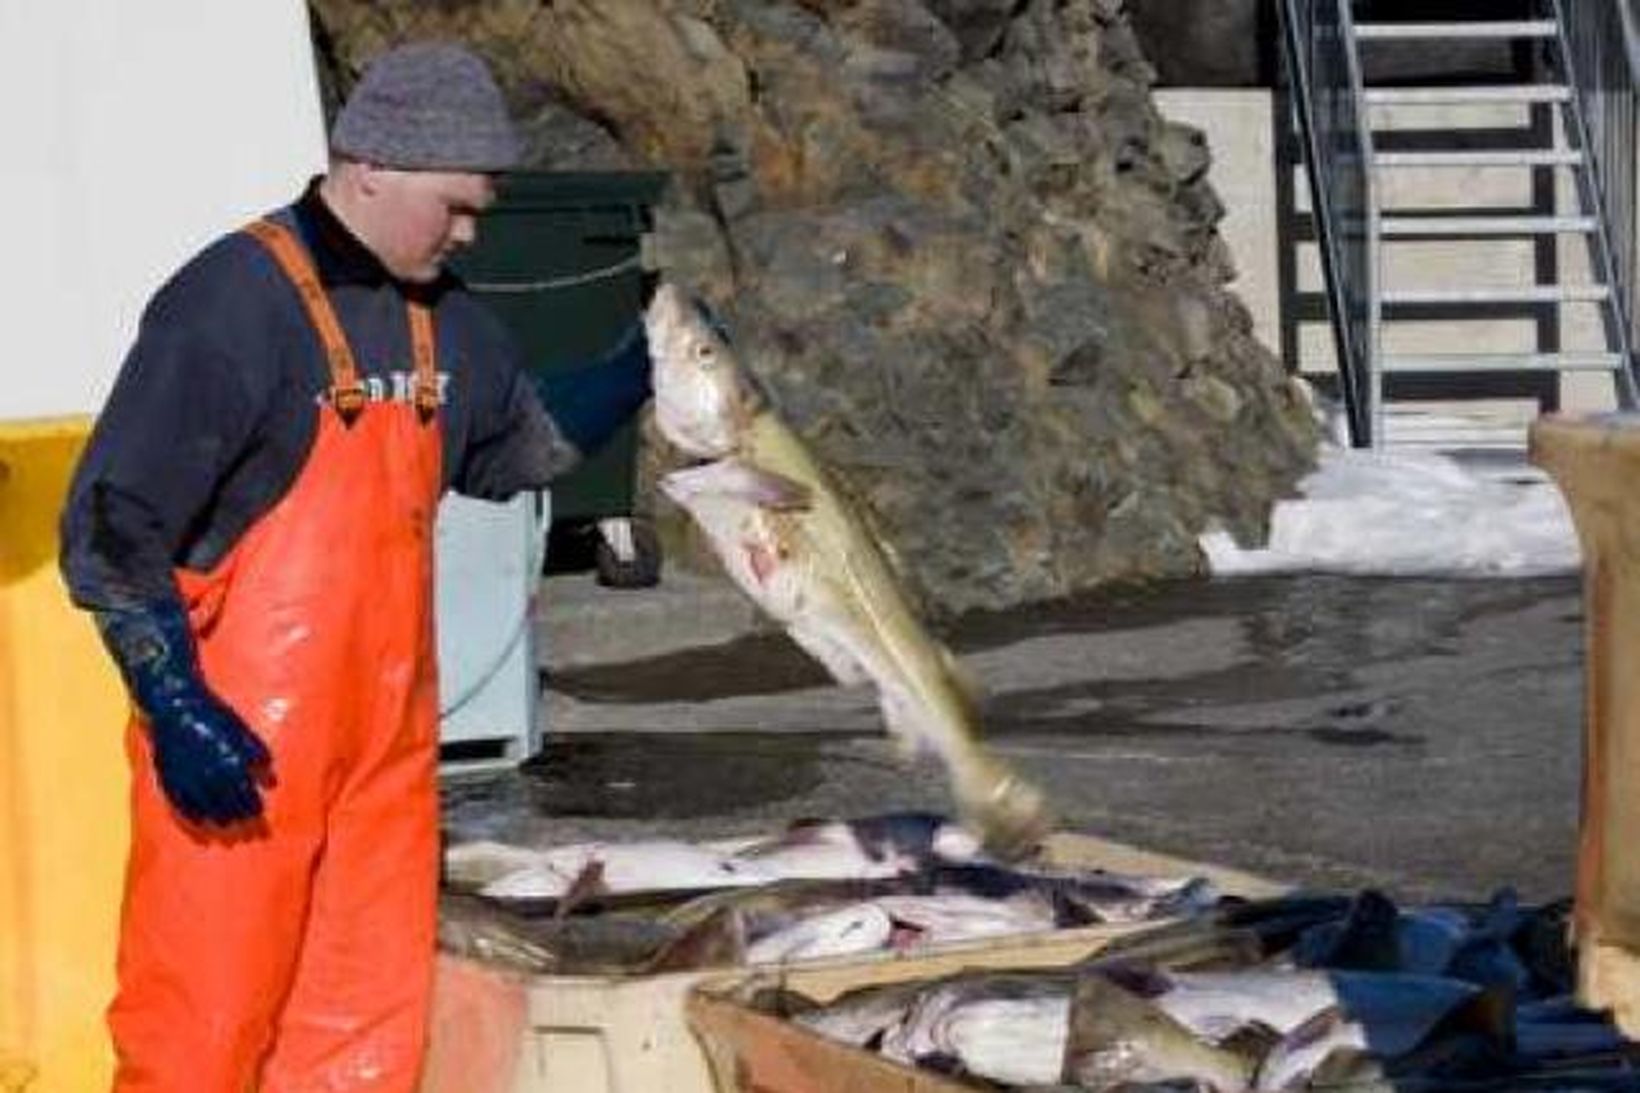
[309,0,1317,614]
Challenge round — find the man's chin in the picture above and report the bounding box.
[398,264,442,285]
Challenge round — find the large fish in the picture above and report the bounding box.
[643,283,1049,857]
[880,973,1074,1087]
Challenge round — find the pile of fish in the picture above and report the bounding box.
[760,889,1640,1090]
[436,812,1219,975]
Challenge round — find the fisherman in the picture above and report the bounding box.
[58,42,651,1092]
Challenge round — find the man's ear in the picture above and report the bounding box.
[355,161,385,197]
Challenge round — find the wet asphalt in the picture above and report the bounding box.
[442,572,1585,905]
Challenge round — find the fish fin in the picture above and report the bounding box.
[660,458,813,511]
[554,860,607,920]
[1066,972,1255,1090]
[1320,888,1404,971]
[708,457,811,511]
[1428,982,1517,1050]
[646,906,746,972]
[1254,1005,1350,1089]
[749,470,814,512]
[1285,1005,1350,1051]
[1217,1020,1284,1061]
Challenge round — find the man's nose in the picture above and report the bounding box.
[449,215,477,248]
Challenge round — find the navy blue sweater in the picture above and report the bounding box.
[60,181,651,611]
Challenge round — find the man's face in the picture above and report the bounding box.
[367,168,496,283]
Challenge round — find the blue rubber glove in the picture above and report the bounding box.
[531,320,654,456]
[96,599,271,825]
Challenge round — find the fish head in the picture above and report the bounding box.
[645,282,760,459]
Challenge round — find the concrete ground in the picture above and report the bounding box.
[443,567,1585,905]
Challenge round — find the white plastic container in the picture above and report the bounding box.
[420,832,1283,1093]
[435,491,549,768]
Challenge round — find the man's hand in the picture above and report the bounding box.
[144,683,271,825]
[96,598,272,825]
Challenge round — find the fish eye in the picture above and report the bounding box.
[693,342,716,365]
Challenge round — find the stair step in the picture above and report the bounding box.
[1374,149,1585,168]
[1382,284,1611,305]
[1381,352,1624,372]
[1380,409,1533,447]
[1379,215,1597,237]
[1355,21,1558,40]
[1381,427,1530,451]
[1364,85,1573,106]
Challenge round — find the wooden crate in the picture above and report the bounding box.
[686,925,1144,1093]
[419,832,1281,1093]
[1533,414,1640,1036]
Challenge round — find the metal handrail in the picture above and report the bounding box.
[1278,0,1380,446]
[1553,0,1640,407]
[1338,1,1382,446]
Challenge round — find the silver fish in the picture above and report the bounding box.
[875,892,1058,943]
[472,839,776,902]
[939,994,1073,1087]
[794,980,930,1048]
[436,892,681,975]
[727,812,980,882]
[881,973,1074,1085]
[745,902,896,964]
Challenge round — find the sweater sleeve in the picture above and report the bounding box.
[452,316,652,500]
[59,239,273,611]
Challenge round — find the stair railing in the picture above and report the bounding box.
[1553,0,1640,406]
[1278,0,1381,447]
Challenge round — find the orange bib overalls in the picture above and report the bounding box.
[110,218,444,1092]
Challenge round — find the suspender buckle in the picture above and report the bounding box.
[413,378,440,424]
[330,383,367,425]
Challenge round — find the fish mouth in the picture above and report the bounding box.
[664,448,743,481]
[665,455,717,478]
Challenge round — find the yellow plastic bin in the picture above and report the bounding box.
[0,417,127,1092]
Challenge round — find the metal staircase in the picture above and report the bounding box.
[1279,0,1640,449]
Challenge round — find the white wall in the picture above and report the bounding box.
[1,1,326,420]
[1153,90,1281,356]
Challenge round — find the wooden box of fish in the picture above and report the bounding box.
[688,887,1640,1092]
[422,819,1281,1093]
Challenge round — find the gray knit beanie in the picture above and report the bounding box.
[331,42,520,172]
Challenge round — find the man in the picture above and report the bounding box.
[59,42,652,1091]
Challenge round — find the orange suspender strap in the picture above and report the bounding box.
[244,218,441,425]
[244,219,368,422]
[407,301,440,423]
